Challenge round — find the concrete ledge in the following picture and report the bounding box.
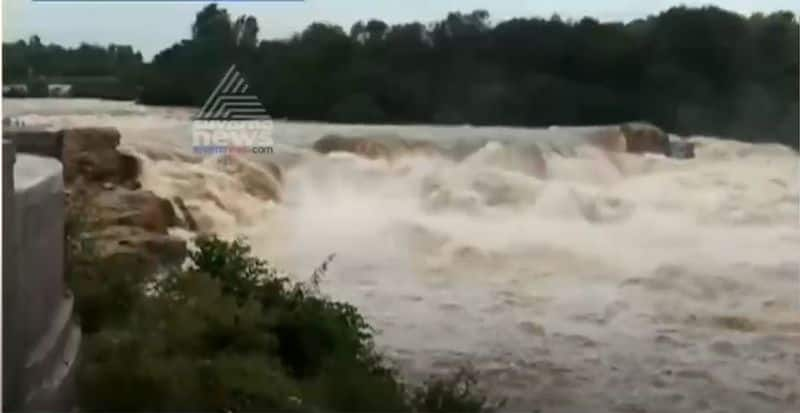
[4,127,63,160]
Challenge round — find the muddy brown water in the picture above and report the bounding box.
[6,98,799,412]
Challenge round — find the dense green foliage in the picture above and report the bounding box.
[68,233,495,412]
[3,35,144,99]
[143,4,799,147]
[4,4,798,147]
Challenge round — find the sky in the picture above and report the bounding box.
[3,0,799,60]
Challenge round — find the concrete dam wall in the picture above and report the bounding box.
[3,134,80,412]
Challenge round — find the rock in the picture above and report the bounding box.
[313,134,440,161]
[89,225,186,275]
[60,127,141,186]
[313,134,391,159]
[91,188,177,234]
[62,128,120,183]
[314,134,360,153]
[620,122,669,155]
[117,152,141,182]
[216,156,282,201]
[62,127,121,152]
[173,196,198,231]
[60,127,189,283]
[669,139,696,159]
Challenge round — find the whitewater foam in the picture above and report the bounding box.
[6,98,799,412]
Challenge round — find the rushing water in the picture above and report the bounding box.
[5,98,800,412]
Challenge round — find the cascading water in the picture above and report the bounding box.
[6,98,799,412]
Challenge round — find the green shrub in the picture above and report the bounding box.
[66,200,144,334]
[68,233,496,412]
[412,367,503,413]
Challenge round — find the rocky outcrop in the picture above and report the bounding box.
[669,138,696,159]
[620,122,670,155]
[88,226,186,273]
[216,155,283,202]
[91,189,177,234]
[61,127,140,188]
[313,134,386,159]
[173,197,198,231]
[313,134,440,160]
[588,123,695,159]
[60,127,187,275]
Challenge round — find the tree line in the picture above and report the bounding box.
[3,4,798,147]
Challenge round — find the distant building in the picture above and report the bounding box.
[46,76,136,100]
[47,84,73,97]
[2,117,26,127]
[2,84,29,97]
[2,76,135,100]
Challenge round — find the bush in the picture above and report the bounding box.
[412,367,501,413]
[68,234,497,412]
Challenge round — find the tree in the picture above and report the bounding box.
[233,15,259,49]
[9,3,796,148]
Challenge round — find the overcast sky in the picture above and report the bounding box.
[3,0,799,60]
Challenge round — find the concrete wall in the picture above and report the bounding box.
[2,137,80,412]
[4,127,63,159]
[3,140,22,410]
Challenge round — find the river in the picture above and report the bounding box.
[5,98,800,412]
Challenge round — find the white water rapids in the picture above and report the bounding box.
[5,98,800,412]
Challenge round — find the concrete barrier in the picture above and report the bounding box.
[3,127,63,160]
[3,139,22,410]
[2,137,80,412]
